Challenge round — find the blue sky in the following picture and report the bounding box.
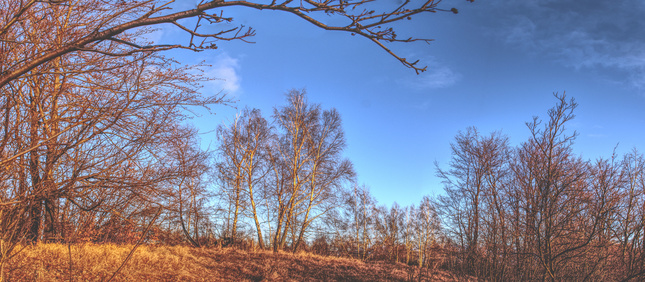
[156,0,645,208]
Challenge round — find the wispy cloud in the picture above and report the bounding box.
[419,65,461,88]
[485,0,645,89]
[205,53,242,95]
[503,16,536,48]
[400,57,461,89]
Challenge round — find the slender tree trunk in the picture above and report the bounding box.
[273,211,283,252]
[292,206,311,253]
[293,181,317,253]
[28,94,41,242]
[179,181,200,247]
[249,185,264,248]
[231,177,241,241]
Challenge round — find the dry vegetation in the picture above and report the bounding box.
[3,244,464,281]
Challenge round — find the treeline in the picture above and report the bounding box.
[208,89,444,270]
[0,78,444,270]
[2,63,645,282]
[436,94,645,281]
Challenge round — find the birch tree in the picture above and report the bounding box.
[271,90,354,252]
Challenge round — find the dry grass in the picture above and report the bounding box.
[3,243,465,281]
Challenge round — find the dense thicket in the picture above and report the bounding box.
[436,93,645,281]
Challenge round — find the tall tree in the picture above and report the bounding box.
[413,196,440,267]
[613,150,645,280]
[510,93,597,281]
[400,204,416,265]
[215,107,273,246]
[373,202,402,262]
[292,102,354,252]
[0,1,224,245]
[216,113,247,240]
[343,183,376,260]
[270,90,354,252]
[6,53,219,243]
[166,125,211,247]
[436,127,511,277]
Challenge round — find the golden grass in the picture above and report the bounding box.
[3,243,464,281]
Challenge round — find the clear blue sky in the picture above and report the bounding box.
[157,0,645,208]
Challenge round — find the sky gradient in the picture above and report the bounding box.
[157,0,645,208]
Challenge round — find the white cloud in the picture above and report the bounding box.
[419,65,461,89]
[400,58,461,90]
[205,53,242,95]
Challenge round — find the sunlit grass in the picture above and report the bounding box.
[3,243,464,281]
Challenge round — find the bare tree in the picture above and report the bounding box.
[269,90,354,252]
[413,196,440,268]
[215,107,273,246]
[433,94,636,280]
[345,183,376,260]
[165,125,211,247]
[510,93,600,281]
[400,204,416,265]
[436,127,511,277]
[6,54,218,241]
[431,94,645,281]
[239,109,273,249]
[0,0,471,94]
[0,4,225,260]
[215,114,247,240]
[292,103,354,252]
[372,202,402,262]
[613,150,645,281]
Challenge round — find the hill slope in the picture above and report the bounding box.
[3,243,464,281]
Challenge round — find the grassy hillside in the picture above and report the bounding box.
[2,243,465,281]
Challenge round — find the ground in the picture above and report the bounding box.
[2,243,467,281]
